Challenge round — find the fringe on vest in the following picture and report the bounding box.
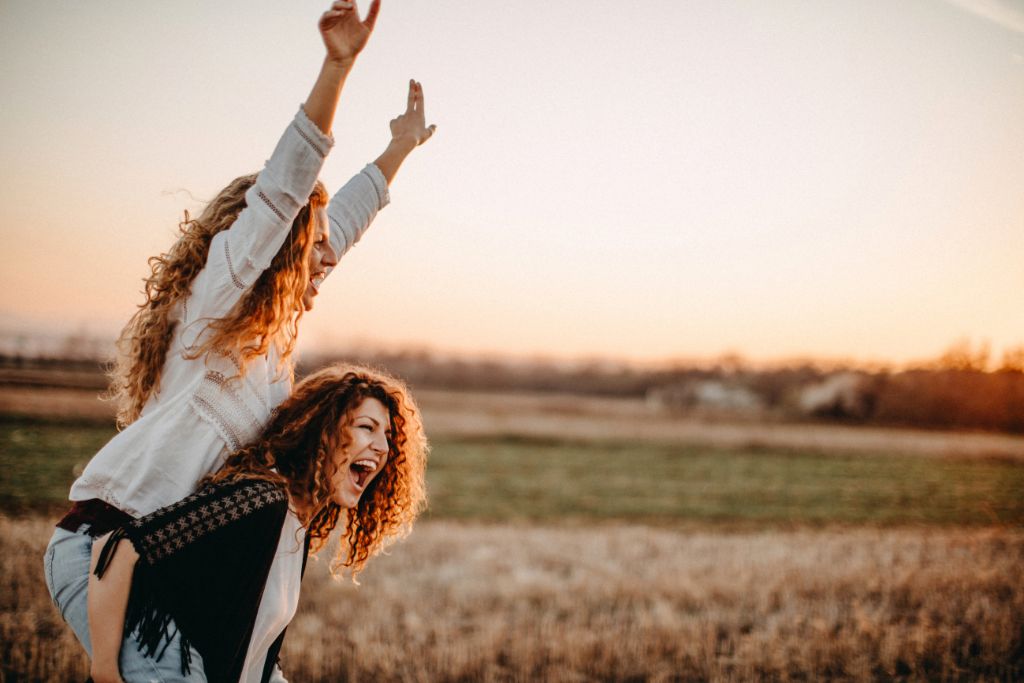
[93,528,194,675]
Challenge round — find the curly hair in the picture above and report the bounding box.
[206,363,428,581]
[106,175,328,429]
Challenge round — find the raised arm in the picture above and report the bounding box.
[323,80,436,261]
[184,2,382,327]
[304,0,381,135]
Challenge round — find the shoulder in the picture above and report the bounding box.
[195,477,290,515]
[127,476,289,564]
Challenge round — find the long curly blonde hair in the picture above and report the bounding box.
[107,175,328,428]
[207,363,429,581]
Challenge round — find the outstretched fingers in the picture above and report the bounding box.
[407,80,428,118]
[407,79,417,113]
[391,79,436,146]
[363,0,381,32]
[413,81,435,142]
[320,2,353,29]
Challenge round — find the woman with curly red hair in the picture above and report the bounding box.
[88,364,428,683]
[43,2,435,681]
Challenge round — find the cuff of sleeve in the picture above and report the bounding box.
[328,219,346,258]
[362,163,390,209]
[294,105,335,158]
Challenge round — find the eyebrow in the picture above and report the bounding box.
[359,415,392,434]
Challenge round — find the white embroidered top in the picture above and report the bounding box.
[68,106,390,682]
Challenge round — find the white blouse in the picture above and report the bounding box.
[68,105,390,682]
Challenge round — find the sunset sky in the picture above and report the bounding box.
[1,0,1022,365]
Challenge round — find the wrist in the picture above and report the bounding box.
[322,55,355,72]
[388,135,418,155]
[90,663,121,683]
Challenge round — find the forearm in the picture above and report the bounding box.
[373,136,417,186]
[305,0,380,135]
[303,58,353,136]
[323,163,388,261]
[88,534,139,683]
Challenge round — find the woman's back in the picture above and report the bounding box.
[70,106,336,517]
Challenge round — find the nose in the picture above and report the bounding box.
[372,433,389,456]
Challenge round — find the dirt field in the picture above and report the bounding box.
[3,384,1024,460]
[6,515,1021,682]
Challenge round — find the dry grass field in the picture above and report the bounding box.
[4,515,1022,682]
[3,376,1023,680]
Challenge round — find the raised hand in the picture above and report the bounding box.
[373,80,437,185]
[304,0,380,133]
[319,0,381,65]
[389,80,437,148]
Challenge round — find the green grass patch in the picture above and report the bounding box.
[3,417,1022,525]
[0,417,116,511]
[425,437,1024,526]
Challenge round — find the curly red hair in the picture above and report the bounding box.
[207,363,428,580]
[107,174,327,428]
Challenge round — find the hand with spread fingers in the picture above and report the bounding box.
[319,0,381,66]
[374,79,437,184]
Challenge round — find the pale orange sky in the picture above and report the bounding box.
[1,0,1022,365]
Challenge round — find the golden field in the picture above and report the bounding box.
[4,516,1022,682]
[2,370,1024,681]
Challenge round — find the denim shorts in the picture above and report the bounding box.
[43,525,207,682]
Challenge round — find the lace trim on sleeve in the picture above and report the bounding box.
[213,351,272,414]
[190,370,265,454]
[192,394,243,453]
[257,190,288,222]
[223,240,247,290]
[291,120,328,158]
[215,349,244,376]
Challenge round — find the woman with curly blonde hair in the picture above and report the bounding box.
[43,2,435,681]
[88,364,428,683]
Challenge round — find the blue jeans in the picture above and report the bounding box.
[43,526,207,682]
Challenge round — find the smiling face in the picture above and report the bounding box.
[301,206,339,312]
[330,397,391,509]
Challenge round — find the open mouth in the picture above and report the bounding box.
[350,458,378,489]
[309,273,325,295]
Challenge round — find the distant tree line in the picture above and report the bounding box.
[3,336,1023,433]
[300,340,1024,434]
